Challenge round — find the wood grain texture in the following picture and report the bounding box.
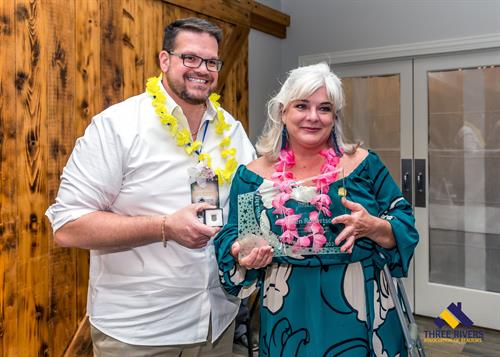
[250,0,290,39]
[45,0,77,355]
[164,0,251,27]
[0,0,18,355]
[220,33,249,132]
[63,316,92,357]
[100,0,123,109]
[15,0,50,355]
[217,24,250,92]
[143,0,164,79]
[74,0,99,321]
[1,0,257,354]
[123,0,144,99]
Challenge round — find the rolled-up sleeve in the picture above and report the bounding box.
[46,114,125,231]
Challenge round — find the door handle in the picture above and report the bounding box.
[403,172,410,191]
[414,159,426,207]
[401,159,412,204]
[416,172,424,193]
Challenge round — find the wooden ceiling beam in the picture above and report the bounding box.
[163,0,290,38]
[163,0,252,27]
[250,1,290,39]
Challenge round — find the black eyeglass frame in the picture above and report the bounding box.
[167,51,224,72]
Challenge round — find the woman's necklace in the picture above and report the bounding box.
[145,75,238,184]
[271,146,343,252]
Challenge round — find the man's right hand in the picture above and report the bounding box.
[164,203,221,249]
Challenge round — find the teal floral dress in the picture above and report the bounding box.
[214,151,419,356]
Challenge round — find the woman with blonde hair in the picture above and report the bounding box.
[215,62,418,356]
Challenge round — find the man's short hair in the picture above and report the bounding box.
[163,17,223,51]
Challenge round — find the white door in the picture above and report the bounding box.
[333,60,415,303]
[414,49,500,329]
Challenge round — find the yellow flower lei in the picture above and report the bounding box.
[146,75,238,184]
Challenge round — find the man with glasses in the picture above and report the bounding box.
[46,17,255,356]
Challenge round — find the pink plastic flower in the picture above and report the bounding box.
[271,170,294,182]
[296,236,311,248]
[314,174,335,193]
[278,148,295,168]
[312,233,327,252]
[275,214,301,231]
[310,194,332,217]
[305,211,325,235]
[273,180,293,194]
[280,229,299,244]
[320,148,342,162]
[272,192,293,215]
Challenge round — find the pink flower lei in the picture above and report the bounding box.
[271,146,342,252]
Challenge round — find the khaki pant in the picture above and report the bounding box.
[91,320,235,357]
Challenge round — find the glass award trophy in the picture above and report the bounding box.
[237,168,347,258]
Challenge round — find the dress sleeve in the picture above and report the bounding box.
[214,165,263,297]
[45,114,125,231]
[369,153,419,278]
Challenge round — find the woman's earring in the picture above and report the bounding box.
[281,126,288,150]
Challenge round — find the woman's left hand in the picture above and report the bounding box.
[331,197,378,253]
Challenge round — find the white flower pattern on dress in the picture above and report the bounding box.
[228,265,258,299]
[373,269,395,329]
[262,263,292,313]
[372,269,396,356]
[372,332,388,357]
[343,262,367,322]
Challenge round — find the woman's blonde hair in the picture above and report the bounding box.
[256,62,358,160]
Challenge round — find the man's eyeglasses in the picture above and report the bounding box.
[167,51,224,72]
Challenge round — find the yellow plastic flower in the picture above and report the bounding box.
[219,136,231,148]
[209,93,221,108]
[221,148,237,159]
[146,76,159,88]
[152,93,166,107]
[216,110,225,122]
[185,141,202,155]
[198,153,212,168]
[215,118,231,135]
[159,113,176,126]
[175,128,191,146]
[215,168,232,184]
[155,106,168,117]
[225,157,238,172]
[147,75,239,185]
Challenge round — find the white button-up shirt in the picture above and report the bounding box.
[46,85,256,346]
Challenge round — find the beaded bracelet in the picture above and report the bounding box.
[161,215,167,247]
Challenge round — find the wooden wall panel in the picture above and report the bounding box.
[100,0,124,109]
[0,1,18,356]
[143,0,164,79]
[46,0,77,355]
[122,0,145,99]
[1,0,254,355]
[74,0,100,321]
[14,0,50,355]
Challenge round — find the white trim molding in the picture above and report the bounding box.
[299,33,500,66]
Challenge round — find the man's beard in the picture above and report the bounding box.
[166,74,213,105]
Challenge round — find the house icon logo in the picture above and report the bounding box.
[434,302,473,329]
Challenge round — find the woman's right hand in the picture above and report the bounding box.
[231,241,274,269]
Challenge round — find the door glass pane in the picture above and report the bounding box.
[342,75,401,184]
[428,65,500,293]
